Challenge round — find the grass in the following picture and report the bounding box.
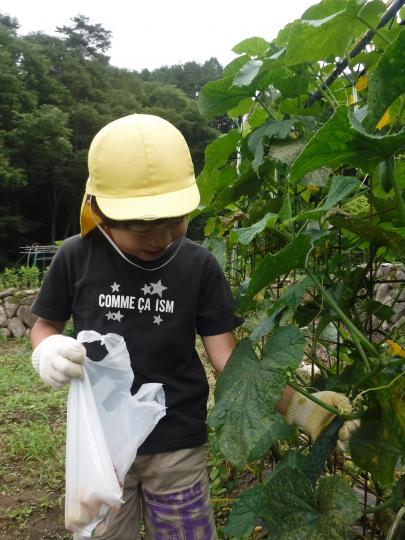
[0,337,69,539]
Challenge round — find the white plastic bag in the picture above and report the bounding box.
[65,330,166,537]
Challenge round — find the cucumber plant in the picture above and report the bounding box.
[197,1,405,537]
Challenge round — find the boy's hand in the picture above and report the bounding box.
[31,335,86,389]
[285,390,359,443]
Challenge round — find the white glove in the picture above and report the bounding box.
[285,390,360,444]
[31,334,86,389]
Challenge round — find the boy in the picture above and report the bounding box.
[31,114,355,539]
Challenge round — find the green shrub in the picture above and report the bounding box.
[0,266,41,290]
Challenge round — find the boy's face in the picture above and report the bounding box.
[108,216,188,261]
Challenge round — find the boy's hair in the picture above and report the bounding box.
[80,114,200,237]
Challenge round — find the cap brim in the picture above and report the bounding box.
[80,182,200,236]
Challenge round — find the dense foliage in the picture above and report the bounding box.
[0,13,221,265]
[197,0,405,537]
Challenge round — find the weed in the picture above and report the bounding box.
[39,493,54,516]
[207,430,235,499]
[63,319,74,337]
[4,504,34,526]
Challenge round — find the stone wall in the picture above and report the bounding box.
[375,264,405,332]
[0,288,38,338]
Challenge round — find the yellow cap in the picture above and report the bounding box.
[80,114,200,236]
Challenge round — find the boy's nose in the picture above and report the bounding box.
[149,225,173,248]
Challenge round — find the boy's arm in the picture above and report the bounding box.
[201,332,236,373]
[31,317,66,348]
[31,318,86,389]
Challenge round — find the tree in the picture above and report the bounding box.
[144,58,223,99]
[9,106,72,243]
[56,14,112,61]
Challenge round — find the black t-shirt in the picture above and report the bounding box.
[32,230,241,454]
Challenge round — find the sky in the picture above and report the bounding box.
[1,0,318,72]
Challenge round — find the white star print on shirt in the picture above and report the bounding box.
[153,314,163,325]
[105,310,124,322]
[111,282,120,292]
[141,284,152,295]
[149,280,167,297]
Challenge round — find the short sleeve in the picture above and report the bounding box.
[31,243,74,322]
[196,254,243,336]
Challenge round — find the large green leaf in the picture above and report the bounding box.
[374,370,405,451]
[290,106,405,182]
[210,169,261,213]
[262,325,307,371]
[314,476,362,537]
[389,377,405,444]
[209,327,305,467]
[230,212,278,245]
[250,277,312,342]
[361,299,394,322]
[366,29,405,129]
[302,0,355,18]
[223,55,250,78]
[224,440,361,538]
[329,215,405,264]
[248,119,295,173]
[262,468,317,538]
[197,131,240,205]
[262,468,361,539]
[232,37,270,57]
[202,237,227,271]
[240,234,312,311]
[228,97,255,118]
[247,415,296,464]
[324,175,361,207]
[294,175,361,221]
[224,449,307,538]
[223,485,265,538]
[197,165,237,207]
[350,417,402,486]
[284,0,385,66]
[253,64,309,97]
[275,70,309,99]
[233,59,263,87]
[279,191,293,223]
[208,340,285,466]
[202,129,239,175]
[199,76,252,119]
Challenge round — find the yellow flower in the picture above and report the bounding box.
[386,339,405,358]
[253,290,265,303]
[376,109,391,130]
[355,75,369,91]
